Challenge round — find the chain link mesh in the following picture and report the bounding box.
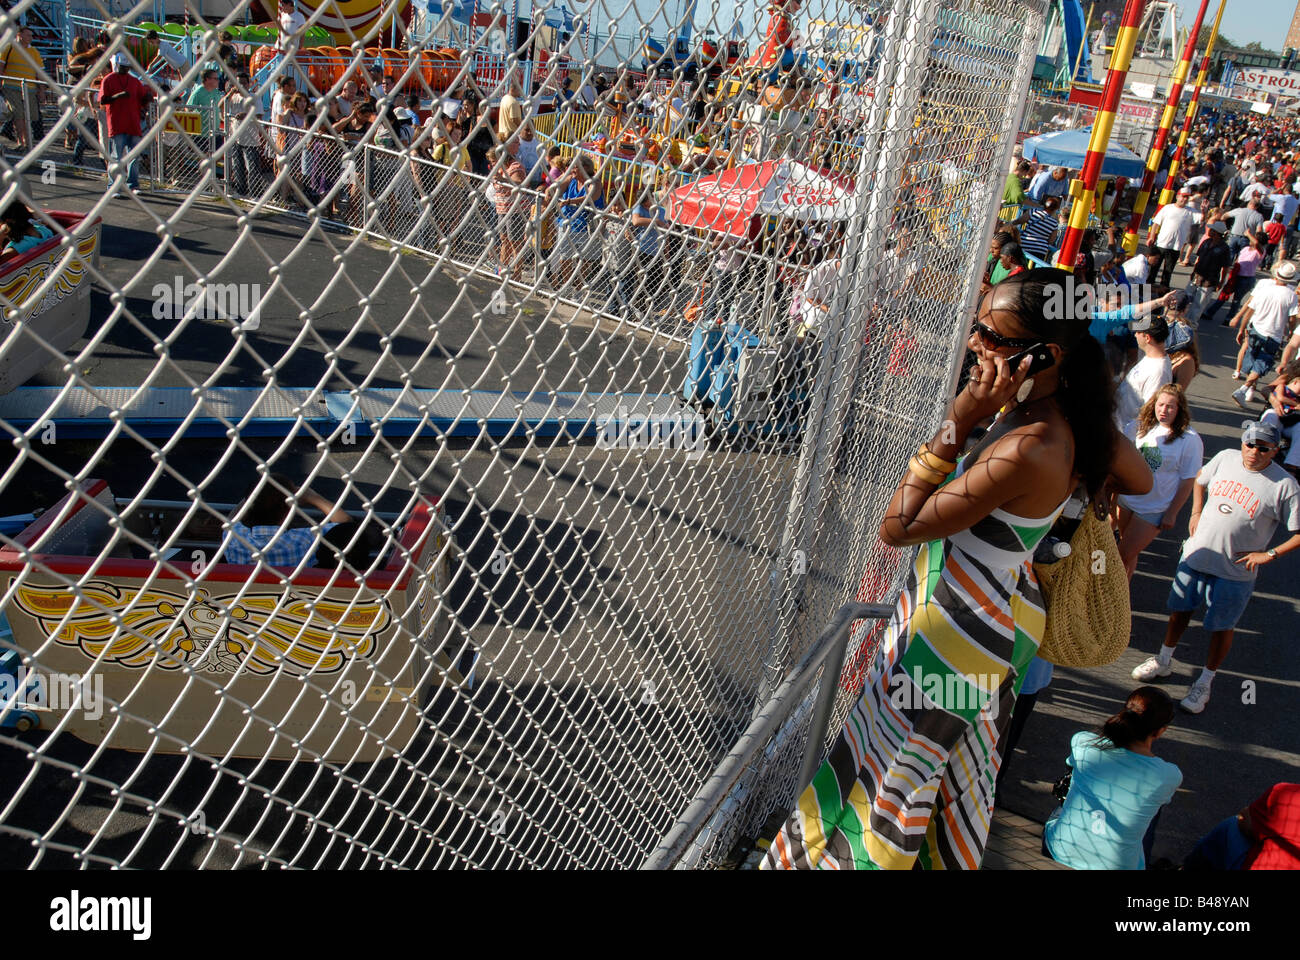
[0,0,1046,869]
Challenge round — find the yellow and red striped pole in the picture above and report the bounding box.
[1055,0,1148,269]
[1122,0,1213,255]
[1157,0,1227,206]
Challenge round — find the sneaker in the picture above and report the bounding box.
[1245,386,1257,403]
[1132,656,1174,681]
[1180,680,1212,714]
[1232,386,1250,409]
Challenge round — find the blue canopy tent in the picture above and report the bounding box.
[1022,127,1145,179]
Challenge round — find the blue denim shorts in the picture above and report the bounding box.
[1166,560,1254,631]
[1243,332,1282,378]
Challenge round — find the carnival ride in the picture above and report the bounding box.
[0,212,101,395]
[0,479,457,760]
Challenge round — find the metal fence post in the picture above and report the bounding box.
[757,0,943,712]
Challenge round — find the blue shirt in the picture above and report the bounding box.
[1088,302,1139,342]
[556,179,602,233]
[632,203,665,257]
[1045,731,1181,870]
[1027,171,1069,202]
[1019,208,1058,261]
[222,521,338,567]
[1269,192,1299,228]
[5,223,54,254]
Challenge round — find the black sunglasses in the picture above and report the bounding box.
[972,320,1038,350]
[1244,442,1277,451]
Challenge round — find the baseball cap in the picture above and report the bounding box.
[1209,221,1229,234]
[1273,260,1299,283]
[1128,315,1168,339]
[111,52,128,70]
[1241,418,1282,446]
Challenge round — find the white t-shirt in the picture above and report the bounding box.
[1151,204,1195,249]
[226,93,262,147]
[1123,254,1151,284]
[792,259,844,332]
[1119,425,1204,516]
[277,9,307,50]
[1244,278,1300,342]
[1116,353,1173,430]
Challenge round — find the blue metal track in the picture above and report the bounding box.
[0,386,694,442]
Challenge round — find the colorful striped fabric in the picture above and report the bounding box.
[762,496,1068,870]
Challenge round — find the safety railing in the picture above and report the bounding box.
[642,601,894,869]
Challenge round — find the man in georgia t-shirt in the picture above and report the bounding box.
[1132,419,1300,714]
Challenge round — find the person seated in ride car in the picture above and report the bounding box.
[221,472,351,568]
[0,201,54,254]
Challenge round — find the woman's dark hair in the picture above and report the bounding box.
[243,472,298,526]
[1,200,34,229]
[989,268,1118,498]
[1099,686,1174,750]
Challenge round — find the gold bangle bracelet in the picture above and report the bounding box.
[917,443,957,473]
[908,457,949,485]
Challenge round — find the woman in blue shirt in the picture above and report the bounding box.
[549,155,604,289]
[1044,686,1181,870]
[1,201,55,255]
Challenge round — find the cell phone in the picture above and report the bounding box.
[1004,342,1056,377]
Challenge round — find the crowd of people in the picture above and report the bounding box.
[5,15,1295,873]
[763,104,1300,872]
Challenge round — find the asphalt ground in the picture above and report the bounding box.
[0,171,812,868]
[995,257,1300,866]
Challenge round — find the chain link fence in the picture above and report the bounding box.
[0,0,1046,869]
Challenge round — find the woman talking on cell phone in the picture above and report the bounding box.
[763,268,1153,871]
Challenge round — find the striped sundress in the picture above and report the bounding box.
[763,481,1070,870]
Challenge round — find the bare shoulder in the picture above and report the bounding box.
[984,417,1073,470]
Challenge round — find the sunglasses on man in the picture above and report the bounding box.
[1244,442,1277,452]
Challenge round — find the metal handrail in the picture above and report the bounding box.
[640,599,894,870]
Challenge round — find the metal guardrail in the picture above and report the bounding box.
[641,600,894,869]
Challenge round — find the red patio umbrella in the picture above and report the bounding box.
[667,159,856,239]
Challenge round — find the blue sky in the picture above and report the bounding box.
[1171,0,1294,53]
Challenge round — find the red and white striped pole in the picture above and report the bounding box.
[1122,0,1212,255]
[1157,0,1227,207]
[1055,0,1148,269]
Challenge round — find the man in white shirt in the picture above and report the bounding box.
[1147,188,1196,288]
[1123,250,1161,285]
[1238,173,1273,209]
[275,0,306,55]
[1116,315,1173,434]
[1232,260,1300,406]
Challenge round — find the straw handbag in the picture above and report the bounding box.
[1033,499,1130,669]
